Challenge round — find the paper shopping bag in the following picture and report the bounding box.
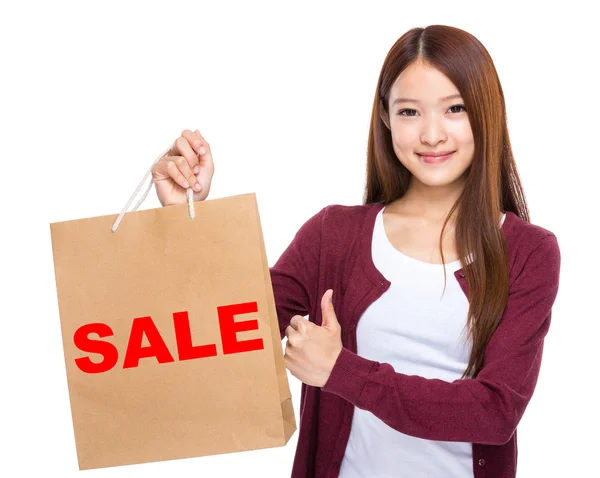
[49,192,296,470]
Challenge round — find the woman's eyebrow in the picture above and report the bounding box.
[392,94,463,106]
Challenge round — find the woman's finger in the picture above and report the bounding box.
[166,160,194,190]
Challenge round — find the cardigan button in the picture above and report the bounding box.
[459,271,465,278]
[478,458,486,466]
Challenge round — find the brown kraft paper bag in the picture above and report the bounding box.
[49,176,297,470]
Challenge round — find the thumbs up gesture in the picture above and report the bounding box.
[284,289,344,387]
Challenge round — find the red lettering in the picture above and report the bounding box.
[217,302,264,355]
[173,311,217,360]
[123,316,175,369]
[74,303,265,374]
[73,323,118,373]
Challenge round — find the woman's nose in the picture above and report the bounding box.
[420,115,447,145]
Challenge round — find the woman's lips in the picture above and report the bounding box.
[418,152,455,164]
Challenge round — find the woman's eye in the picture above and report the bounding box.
[397,109,417,117]
[396,104,467,116]
[449,104,467,113]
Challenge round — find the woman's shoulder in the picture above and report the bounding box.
[504,211,557,252]
[292,202,380,242]
[322,201,384,221]
[503,211,560,283]
[298,202,383,250]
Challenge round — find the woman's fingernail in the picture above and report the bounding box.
[199,147,206,155]
[193,165,200,174]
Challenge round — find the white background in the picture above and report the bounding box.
[1,1,597,476]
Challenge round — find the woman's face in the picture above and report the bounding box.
[387,60,475,189]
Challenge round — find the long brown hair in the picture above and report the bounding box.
[364,25,530,379]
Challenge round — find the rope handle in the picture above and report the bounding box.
[111,145,195,233]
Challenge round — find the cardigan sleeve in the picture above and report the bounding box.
[269,205,328,341]
[321,233,561,446]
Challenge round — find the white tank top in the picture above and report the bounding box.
[338,209,506,478]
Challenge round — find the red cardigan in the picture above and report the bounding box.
[270,201,561,478]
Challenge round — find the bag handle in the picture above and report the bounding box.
[111,146,196,233]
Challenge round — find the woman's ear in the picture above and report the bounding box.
[379,99,391,130]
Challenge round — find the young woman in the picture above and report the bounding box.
[151,24,561,478]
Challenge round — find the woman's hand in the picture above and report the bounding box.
[151,129,215,206]
[284,289,344,388]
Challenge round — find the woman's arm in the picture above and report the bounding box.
[322,234,561,446]
[269,206,329,340]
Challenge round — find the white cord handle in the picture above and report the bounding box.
[111,145,195,233]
